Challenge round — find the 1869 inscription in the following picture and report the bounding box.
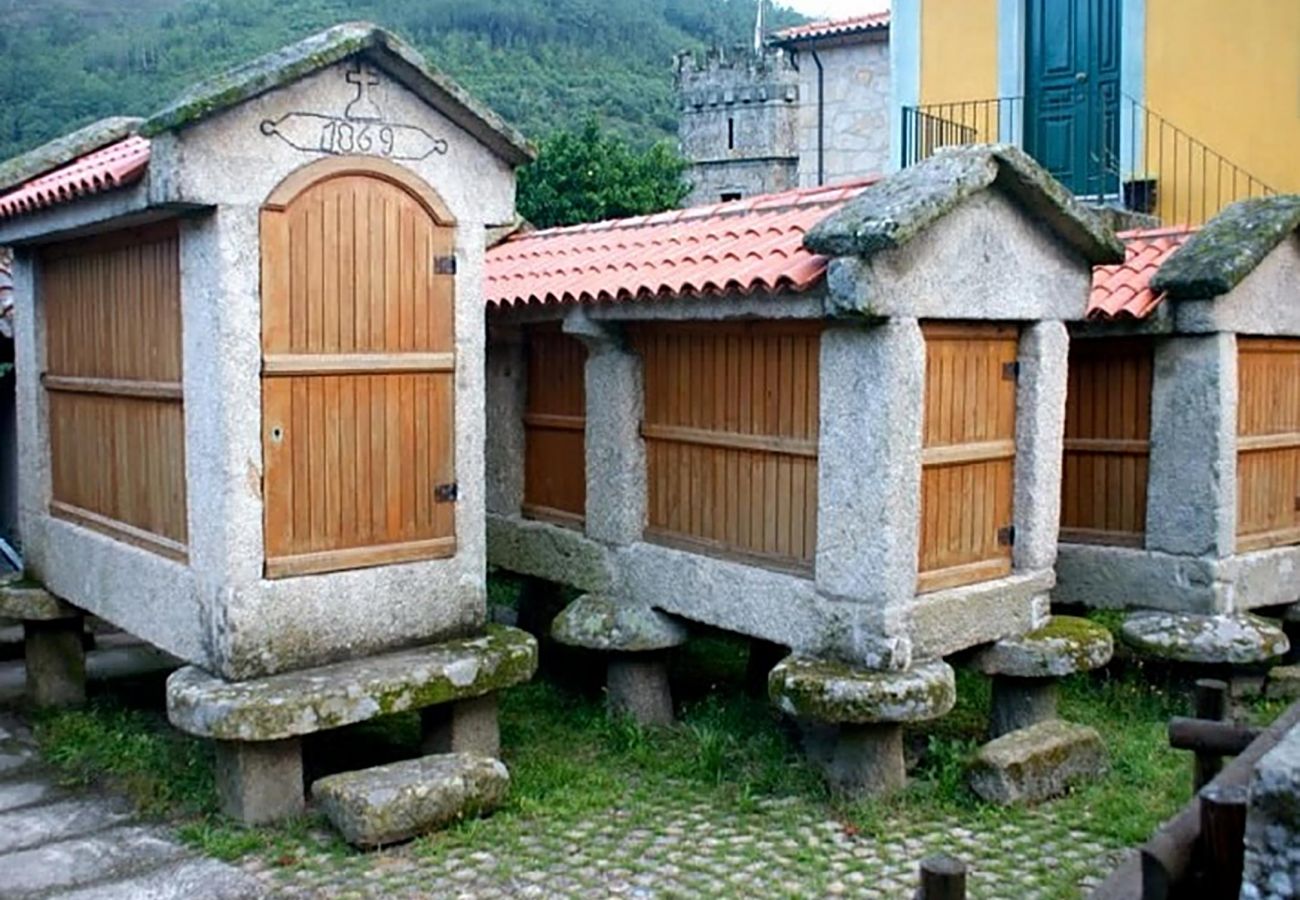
[260,62,448,161]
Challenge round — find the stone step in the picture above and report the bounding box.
[0,796,135,854]
[312,752,510,848]
[968,719,1107,806]
[48,856,263,900]
[0,825,191,897]
[0,778,63,813]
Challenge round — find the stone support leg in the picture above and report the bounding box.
[23,617,86,707]
[988,676,1058,738]
[214,738,304,825]
[606,652,673,726]
[421,694,501,757]
[822,723,906,799]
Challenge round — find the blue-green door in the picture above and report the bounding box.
[1025,0,1120,196]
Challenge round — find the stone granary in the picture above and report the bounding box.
[484,144,1125,796]
[0,24,539,835]
[1057,197,1300,666]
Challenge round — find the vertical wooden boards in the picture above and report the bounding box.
[261,168,456,578]
[1060,337,1154,546]
[40,222,188,561]
[631,322,820,571]
[918,324,1018,593]
[1236,338,1300,552]
[522,324,586,526]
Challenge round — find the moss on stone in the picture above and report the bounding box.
[804,144,1124,266]
[1151,195,1300,299]
[0,117,142,193]
[972,615,1113,678]
[550,594,687,652]
[767,657,955,725]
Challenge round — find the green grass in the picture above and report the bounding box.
[22,603,1286,871]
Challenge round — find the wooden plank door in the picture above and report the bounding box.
[261,161,457,578]
[918,324,1019,593]
[1237,338,1300,552]
[522,323,587,526]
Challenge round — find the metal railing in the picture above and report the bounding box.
[900,95,1276,227]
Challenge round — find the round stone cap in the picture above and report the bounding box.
[768,657,956,725]
[550,594,687,653]
[971,615,1114,678]
[1120,611,1289,665]
[0,578,80,621]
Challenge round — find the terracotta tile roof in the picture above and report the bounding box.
[1088,226,1197,320]
[0,136,151,221]
[772,11,891,43]
[485,178,881,309]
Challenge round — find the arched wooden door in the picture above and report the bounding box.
[260,158,457,578]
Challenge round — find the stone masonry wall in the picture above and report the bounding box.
[794,37,891,187]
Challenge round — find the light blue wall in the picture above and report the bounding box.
[889,0,921,170]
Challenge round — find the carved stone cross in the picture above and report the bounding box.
[345,63,383,121]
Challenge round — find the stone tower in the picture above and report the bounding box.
[674,43,800,207]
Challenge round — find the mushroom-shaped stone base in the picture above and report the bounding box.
[769,657,956,799]
[1273,602,1300,664]
[551,594,687,726]
[0,579,86,708]
[970,616,1113,738]
[1120,612,1289,666]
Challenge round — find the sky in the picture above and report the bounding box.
[782,0,889,19]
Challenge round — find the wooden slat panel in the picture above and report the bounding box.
[632,321,820,569]
[918,323,1018,592]
[1060,336,1154,546]
[41,223,187,556]
[523,324,587,525]
[1237,337,1300,551]
[262,170,456,575]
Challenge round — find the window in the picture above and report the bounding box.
[720,191,743,202]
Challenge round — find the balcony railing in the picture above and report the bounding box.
[900,95,1276,227]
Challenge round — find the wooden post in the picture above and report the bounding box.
[918,854,966,900]
[1193,678,1229,790]
[1199,784,1247,899]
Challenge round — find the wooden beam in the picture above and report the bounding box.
[42,375,183,401]
[262,352,455,376]
[641,423,818,459]
[49,501,188,563]
[1063,437,1151,455]
[265,537,457,579]
[921,439,1016,468]
[1058,527,1145,548]
[1237,431,1300,453]
[523,413,585,433]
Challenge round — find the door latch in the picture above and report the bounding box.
[435,483,459,503]
[997,525,1016,547]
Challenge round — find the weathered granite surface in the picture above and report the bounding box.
[0,580,80,621]
[0,117,142,193]
[140,21,533,165]
[1266,665,1300,701]
[968,720,1107,806]
[1241,721,1300,900]
[971,616,1113,678]
[313,753,509,848]
[768,657,955,724]
[551,594,688,653]
[1152,195,1300,300]
[1120,611,1289,665]
[167,626,538,741]
[804,144,1124,266]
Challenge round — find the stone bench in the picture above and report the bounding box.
[0,577,86,707]
[313,752,509,848]
[167,625,537,824]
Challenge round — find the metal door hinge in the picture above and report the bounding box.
[997,524,1016,547]
[435,482,459,503]
[434,255,457,275]
[1002,361,1020,382]
[1294,495,1300,512]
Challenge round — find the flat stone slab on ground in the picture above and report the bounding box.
[972,615,1114,677]
[313,752,509,848]
[969,719,1107,806]
[1120,611,1288,665]
[551,594,688,652]
[52,856,263,900]
[168,625,538,741]
[0,579,80,621]
[1266,665,1300,701]
[769,657,956,724]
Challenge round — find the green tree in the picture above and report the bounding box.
[518,120,690,228]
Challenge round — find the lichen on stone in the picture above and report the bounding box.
[803,144,1124,266]
[0,117,143,193]
[767,656,955,725]
[550,594,688,652]
[972,615,1114,678]
[1151,195,1300,300]
[1120,610,1290,665]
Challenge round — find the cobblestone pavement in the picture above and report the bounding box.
[241,794,1130,899]
[0,711,259,899]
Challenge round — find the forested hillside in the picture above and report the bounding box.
[0,0,803,161]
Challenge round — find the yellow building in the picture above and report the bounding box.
[889,0,1300,225]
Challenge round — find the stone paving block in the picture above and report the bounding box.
[0,778,60,813]
[0,795,134,854]
[0,825,190,896]
[313,752,510,848]
[51,856,263,900]
[969,720,1107,806]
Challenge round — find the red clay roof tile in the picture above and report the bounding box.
[772,12,891,43]
[0,136,151,221]
[1088,226,1197,320]
[485,178,880,309]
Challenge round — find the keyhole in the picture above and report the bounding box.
[271,425,284,443]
